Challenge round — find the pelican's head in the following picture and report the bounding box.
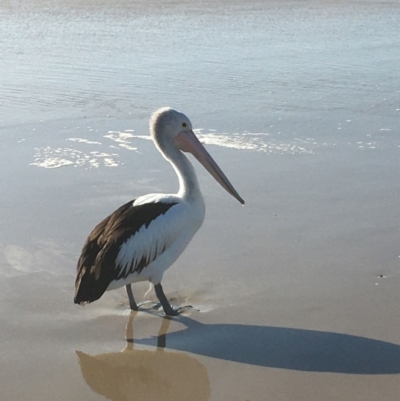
[150,108,244,205]
[150,108,192,143]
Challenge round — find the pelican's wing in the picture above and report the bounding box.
[74,199,182,304]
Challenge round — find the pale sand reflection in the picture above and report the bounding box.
[76,312,210,401]
[0,239,73,276]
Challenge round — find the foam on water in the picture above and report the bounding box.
[195,130,316,155]
[30,146,120,168]
[30,125,396,170]
[29,129,323,170]
[104,131,138,151]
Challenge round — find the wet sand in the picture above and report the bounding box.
[1,0,400,400]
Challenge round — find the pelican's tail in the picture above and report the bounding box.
[74,266,108,305]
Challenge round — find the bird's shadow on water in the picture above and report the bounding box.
[134,314,400,375]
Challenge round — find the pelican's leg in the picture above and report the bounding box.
[126,284,138,311]
[154,283,179,316]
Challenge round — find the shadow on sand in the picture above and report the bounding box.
[134,315,400,375]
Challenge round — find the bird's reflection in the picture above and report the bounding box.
[76,312,210,401]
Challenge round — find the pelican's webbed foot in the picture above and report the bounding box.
[154,283,181,316]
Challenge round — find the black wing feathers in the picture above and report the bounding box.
[74,199,177,305]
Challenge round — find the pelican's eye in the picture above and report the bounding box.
[182,122,187,128]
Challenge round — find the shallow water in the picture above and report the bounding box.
[1,1,400,400]
[2,0,400,129]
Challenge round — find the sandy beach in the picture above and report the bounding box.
[1,0,399,400]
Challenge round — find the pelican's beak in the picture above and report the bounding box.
[174,130,245,205]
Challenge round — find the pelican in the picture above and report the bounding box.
[74,108,244,315]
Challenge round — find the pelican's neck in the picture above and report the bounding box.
[164,146,203,202]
